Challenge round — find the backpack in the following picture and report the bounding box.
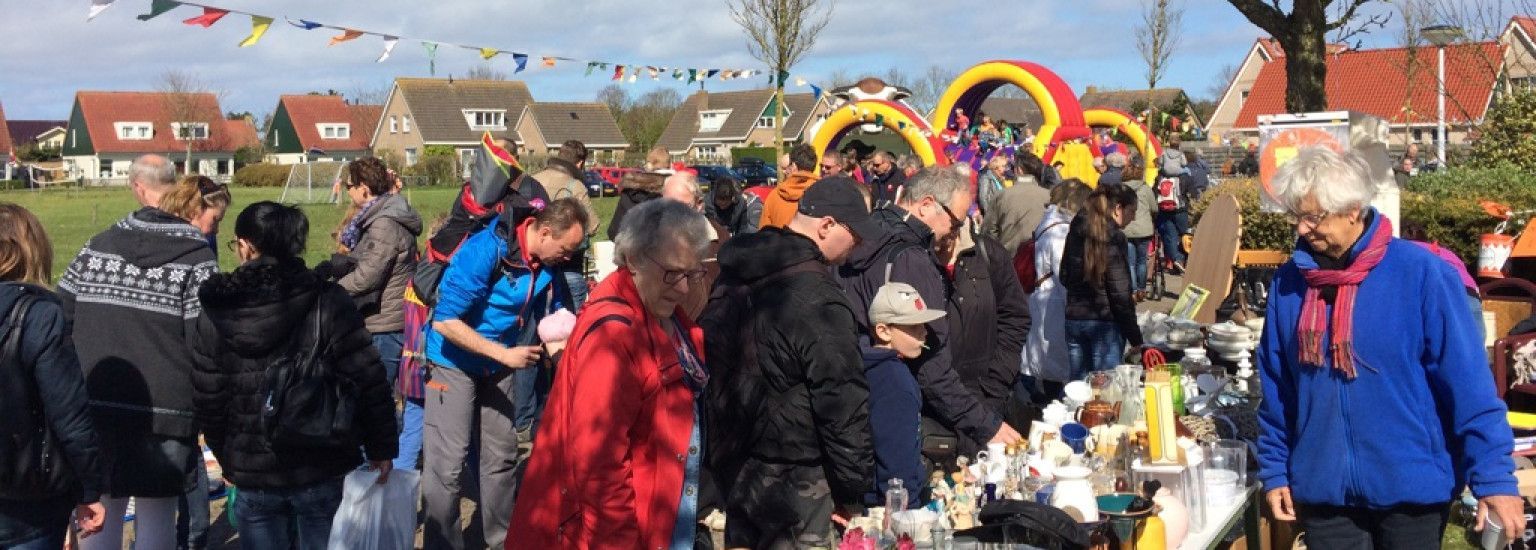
[1155,177,1183,212]
[0,292,74,499]
[1013,222,1066,294]
[260,304,358,450]
[412,182,541,307]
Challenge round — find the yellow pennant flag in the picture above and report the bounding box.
[480,48,499,60]
[329,29,364,46]
[238,15,273,47]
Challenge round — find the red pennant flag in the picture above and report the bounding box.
[612,65,624,80]
[182,6,228,27]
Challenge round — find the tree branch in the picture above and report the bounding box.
[1227,0,1288,34]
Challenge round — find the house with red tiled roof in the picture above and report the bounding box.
[61,91,259,183]
[1208,16,1536,144]
[263,94,382,164]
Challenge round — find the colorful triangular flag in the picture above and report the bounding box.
[479,48,499,60]
[612,65,624,80]
[87,0,114,21]
[238,15,272,47]
[874,114,885,127]
[585,62,598,76]
[542,57,556,68]
[673,69,684,80]
[329,29,364,46]
[794,77,807,87]
[182,7,228,27]
[286,18,321,30]
[513,54,529,73]
[648,67,659,80]
[687,69,698,84]
[377,35,398,63]
[628,73,638,83]
[137,0,179,21]
[705,69,719,78]
[423,42,439,75]
[810,84,823,100]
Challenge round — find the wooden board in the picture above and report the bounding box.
[1185,195,1243,324]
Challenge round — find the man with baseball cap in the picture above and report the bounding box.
[700,176,876,547]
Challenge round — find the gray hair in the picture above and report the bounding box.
[1104,152,1127,168]
[130,154,175,189]
[1271,146,1377,214]
[661,172,702,205]
[613,199,711,267]
[901,166,972,207]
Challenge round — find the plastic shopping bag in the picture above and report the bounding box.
[327,467,420,550]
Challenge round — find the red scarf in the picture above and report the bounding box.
[1297,215,1393,379]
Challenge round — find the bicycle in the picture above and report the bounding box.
[1145,236,1167,301]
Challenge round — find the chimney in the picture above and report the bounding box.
[1085,85,1099,94]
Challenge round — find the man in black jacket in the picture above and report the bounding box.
[837,167,1024,468]
[866,151,906,208]
[701,178,879,549]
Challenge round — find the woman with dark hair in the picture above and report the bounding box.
[0,204,106,549]
[704,176,762,236]
[1060,185,1144,377]
[191,201,398,550]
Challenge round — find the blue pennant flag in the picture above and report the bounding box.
[513,53,528,73]
[810,84,823,100]
[287,18,321,30]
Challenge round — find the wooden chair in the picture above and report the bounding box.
[1481,278,1536,340]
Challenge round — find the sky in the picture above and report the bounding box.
[0,0,1410,122]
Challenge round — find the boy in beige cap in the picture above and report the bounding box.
[863,281,947,508]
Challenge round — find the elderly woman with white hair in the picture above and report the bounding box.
[510,199,714,549]
[1255,146,1523,549]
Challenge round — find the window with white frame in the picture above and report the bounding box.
[389,116,399,133]
[402,115,412,133]
[463,109,506,131]
[405,148,419,165]
[696,145,720,157]
[318,123,351,140]
[756,116,776,129]
[698,109,731,133]
[171,122,209,140]
[115,122,153,140]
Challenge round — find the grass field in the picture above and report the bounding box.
[0,185,620,279]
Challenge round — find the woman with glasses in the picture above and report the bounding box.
[1060,184,1144,378]
[511,199,714,549]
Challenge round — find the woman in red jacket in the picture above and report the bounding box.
[510,199,713,549]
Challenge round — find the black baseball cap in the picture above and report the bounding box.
[798,176,880,241]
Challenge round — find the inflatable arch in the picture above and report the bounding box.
[1083,107,1163,183]
[809,99,948,172]
[931,61,1097,184]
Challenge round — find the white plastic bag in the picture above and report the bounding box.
[327,467,420,550]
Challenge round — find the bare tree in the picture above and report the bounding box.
[730,0,835,158]
[346,80,393,106]
[159,70,226,174]
[908,65,959,118]
[595,84,630,118]
[825,67,857,88]
[1226,0,1390,112]
[1426,0,1536,95]
[1136,0,1185,142]
[622,89,684,153]
[1205,62,1240,102]
[1390,0,1433,146]
[463,63,508,81]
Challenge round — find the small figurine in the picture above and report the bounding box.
[949,490,977,530]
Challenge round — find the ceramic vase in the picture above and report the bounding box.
[1049,465,1100,522]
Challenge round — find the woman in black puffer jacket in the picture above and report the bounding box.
[1060,185,1145,379]
[190,202,397,550]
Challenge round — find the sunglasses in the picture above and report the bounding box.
[820,163,839,171]
[935,200,963,232]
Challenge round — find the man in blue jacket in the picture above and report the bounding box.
[420,198,590,550]
[1256,147,1523,548]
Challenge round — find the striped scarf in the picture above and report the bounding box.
[1296,214,1394,379]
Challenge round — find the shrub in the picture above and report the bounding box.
[403,154,458,186]
[0,180,24,190]
[231,164,292,187]
[1470,89,1536,172]
[1188,178,1295,253]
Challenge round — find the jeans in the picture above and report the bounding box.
[1155,210,1190,265]
[372,332,404,390]
[176,458,210,550]
[1064,319,1124,380]
[1297,503,1449,550]
[1127,237,1152,291]
[563,269,589,311]
[395,398,425,470]
[233,477,345,550]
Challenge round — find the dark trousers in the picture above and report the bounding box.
[1298,503,1449,550]
[1155,210,1190,265]
[233,477,345,550]
[724,460,834,550]
[176,458,211,550]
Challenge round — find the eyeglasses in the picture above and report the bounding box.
[820,164,839,171]
[225,238,240,252]
[934,200,963,232]
[1287,211,1328,229]
[646,253,707,286]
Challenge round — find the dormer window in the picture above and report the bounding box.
[699,109,731,132]
[463,109,506,131]
[318,123,351,140]
[115,122,153,140]
[171,122,209,141]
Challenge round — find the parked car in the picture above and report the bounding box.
[735,164,777,186]
[689,165,738,188]
[582,170,617,197]
[595,167,639,187]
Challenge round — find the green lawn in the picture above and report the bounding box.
[0,185,618,279]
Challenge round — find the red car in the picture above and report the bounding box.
[595,167,639,188]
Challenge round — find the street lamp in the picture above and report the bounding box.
[1423,24,1464,169]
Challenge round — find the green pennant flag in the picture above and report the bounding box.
[423,42,439,76]
[585,62,598,76]
[874,114,885,127]
[687,69,698,84]
[777,70,791,87]
[137,0,180,20]
[897,121,906,130]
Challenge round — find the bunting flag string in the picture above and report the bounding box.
[238,15,271,47]
[99,0,764,84]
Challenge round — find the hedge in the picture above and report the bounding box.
[231,164,291,187]
[0,180,24,190]
[1188,178,1295,253]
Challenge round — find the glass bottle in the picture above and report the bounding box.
[884,477,908,538]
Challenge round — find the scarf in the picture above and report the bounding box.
[339,196,383,250]
[1295,213,1393,379]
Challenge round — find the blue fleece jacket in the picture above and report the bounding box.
[862,345,925,508]
[1256,210,1517,508]
[425,221,562,378]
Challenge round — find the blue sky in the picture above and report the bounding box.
[0,0,1407,121]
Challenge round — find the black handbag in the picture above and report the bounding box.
[260,306,359,450]
[0,292,74,499]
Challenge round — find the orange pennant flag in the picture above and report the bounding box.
[542,57,556,68]
[329,29,364,46]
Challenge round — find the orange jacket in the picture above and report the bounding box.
[508,268,704,550]
[758,171,819,229]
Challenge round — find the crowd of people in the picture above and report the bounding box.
[0,128,1523,550]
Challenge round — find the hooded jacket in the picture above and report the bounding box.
[607,171,665,240]
[190,258,397,490]
[338,193,423,333]
[0,284,104,547]
[982,175,1052,253]
[861,345,924,509]
[533,158,598,267]
[758,171,819,229]
[1257,210,1517,508]
[700,227,873,506]
[57,207,219,441]
[836,207,1004,446]
[1122,180,1156,240]
[706,192,763,237]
